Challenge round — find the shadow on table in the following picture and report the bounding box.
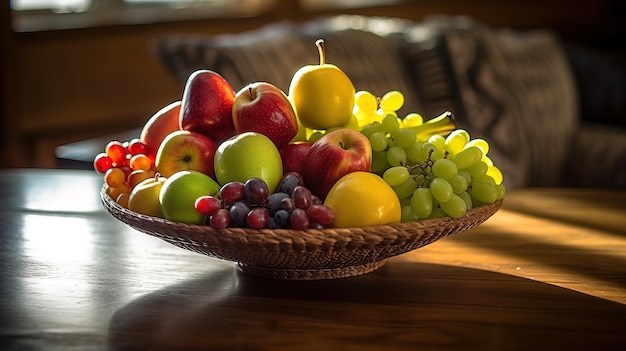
[108,262,626,351]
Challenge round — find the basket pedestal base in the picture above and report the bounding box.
[237,260,387,280]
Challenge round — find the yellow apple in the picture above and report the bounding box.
[128,175,167,218]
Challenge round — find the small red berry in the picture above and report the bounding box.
[94,153,113,173]
[127,138,149,156]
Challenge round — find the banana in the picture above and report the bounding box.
[407,111,457,142]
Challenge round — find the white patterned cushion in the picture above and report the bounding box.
[401,16,579,188]
[155,15,423,115]
[156,22,307,92]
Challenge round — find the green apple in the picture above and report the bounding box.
[159,170,221,224]
[214,132,283,192]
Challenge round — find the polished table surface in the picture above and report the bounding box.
[1,168,625,350]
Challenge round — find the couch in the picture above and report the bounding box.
[155,15,626,189]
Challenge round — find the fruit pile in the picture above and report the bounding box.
[95,39,505,230]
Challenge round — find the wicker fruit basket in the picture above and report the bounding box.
[101,185,501,280]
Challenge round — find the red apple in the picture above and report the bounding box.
[232,82,298,149]
[279,141,312,175]
[155,130,217,178]
[139,101,182,160]
[180,70,236,144]
[301,129,372,199]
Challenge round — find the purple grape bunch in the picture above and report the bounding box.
[194,172,334,230]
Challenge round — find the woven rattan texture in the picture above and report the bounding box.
[101,185,501,279]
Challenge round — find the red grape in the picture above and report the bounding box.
[105,140,127,165]
[246,207,270,229]
[129,154,152,171]
[104,167,126,188]
[292,186,312,209]
[209,208,231,229]
[290,208,309,230]
[244,178,269,205]
[94,152,113,173]
[307,204,334,225]
[127,138,149,156]
[220,181,246,204]
[195,196,223,216]
[128,169,153,188]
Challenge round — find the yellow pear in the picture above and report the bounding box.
[288,39,355,130]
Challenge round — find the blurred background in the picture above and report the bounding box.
[1,0,624,169]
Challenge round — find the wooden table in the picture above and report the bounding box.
[1,169,625,350]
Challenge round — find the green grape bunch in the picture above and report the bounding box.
[354,89,505,222]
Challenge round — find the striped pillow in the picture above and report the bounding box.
[155,15,424,116]
[401,16,578,188]
[156,22,308,92]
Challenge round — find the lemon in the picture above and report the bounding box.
[324,171,401,228]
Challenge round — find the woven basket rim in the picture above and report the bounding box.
[100,184,502,242]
